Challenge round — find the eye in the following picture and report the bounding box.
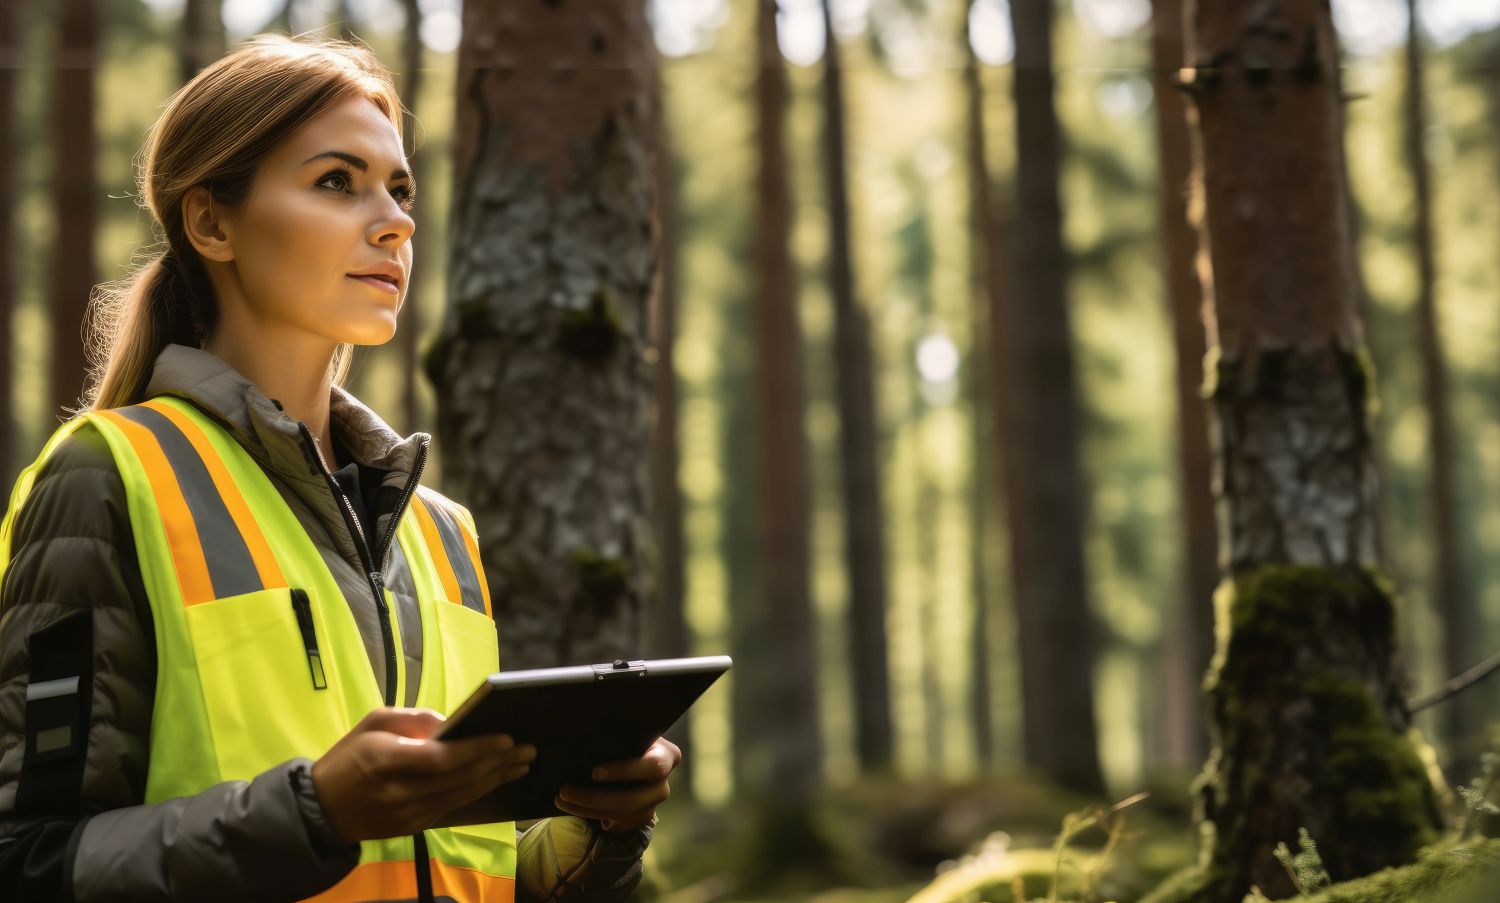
[392,183,416,211]
[316,165,356,194]
[317,165,415,212]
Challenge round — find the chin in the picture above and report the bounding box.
[338,316,399,347]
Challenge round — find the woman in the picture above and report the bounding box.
[0,34,678,901]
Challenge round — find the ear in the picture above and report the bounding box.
[181,184,235,263]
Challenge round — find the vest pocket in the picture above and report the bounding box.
[183,586,351,781]
[431,600,500,715]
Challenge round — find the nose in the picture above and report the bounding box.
[370,198,414,247]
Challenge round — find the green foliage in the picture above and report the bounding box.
[906,791,1188,903]
[1459,750,1500,841]
[1297,837,1500,903]
[1273,828,1332,897]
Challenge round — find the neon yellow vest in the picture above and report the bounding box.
[0,395,516,901]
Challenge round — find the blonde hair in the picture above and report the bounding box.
[75,33,406,414]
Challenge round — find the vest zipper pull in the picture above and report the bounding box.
[290,589,328,691]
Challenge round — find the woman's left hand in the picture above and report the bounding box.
[555,736,681,833]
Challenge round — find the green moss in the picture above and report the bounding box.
[1140,864,1223,903]
[1171,565,1443,901]
[1300,837,1500,903]
[556,285,625,361]
[1209,346,1371,410]
[571,548,631,609]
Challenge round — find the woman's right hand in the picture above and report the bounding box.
[310,707,537,842]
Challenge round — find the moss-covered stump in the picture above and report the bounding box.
[1145,566,1443,902]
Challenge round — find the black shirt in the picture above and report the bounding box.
[328,430,382,564]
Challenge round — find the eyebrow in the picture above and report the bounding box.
[303,150,413,187]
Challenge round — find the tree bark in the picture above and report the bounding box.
[818,0,893,775]
[270,0,297,34]
[748,0,822,809]
[50,0,98,421]
[398,0,425,434]
[334,0,356,44]
[960,3,1000,771]
[431,0,657,668]
[179,0,225,84]
[1403,0,1476,768]
[1005,0,1104,794]
[1145,2,1444,899]
[1150,0,1215,771]
[648,64,692,791]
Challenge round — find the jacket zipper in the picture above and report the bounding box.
[295,422,429,708]
[290,588,329,690]
[293,423,436,893]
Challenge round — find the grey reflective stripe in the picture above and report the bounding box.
[25,676,79,701]
[418,491,486,614]
[115,405,263,599]
[385,534,419,603]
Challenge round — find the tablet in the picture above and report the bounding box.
[428,655,731,826]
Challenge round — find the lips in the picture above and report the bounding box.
[348,273,399,294]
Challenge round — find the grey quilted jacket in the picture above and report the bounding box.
[0,342,651,901]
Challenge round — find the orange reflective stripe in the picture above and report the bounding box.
[432,858,515,901]
[411,495,464,605]
[300,858,515,902]
[419,492,488,616]
[95,409,216,606]
[141,399,286,591]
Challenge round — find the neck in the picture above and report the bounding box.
[203,324,341,471]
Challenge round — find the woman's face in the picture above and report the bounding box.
[194,95,416,348]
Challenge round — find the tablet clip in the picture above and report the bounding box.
[592,659,647,680]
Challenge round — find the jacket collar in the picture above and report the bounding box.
[140,343,430,568]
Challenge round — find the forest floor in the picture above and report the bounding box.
[629,770,1500,902]
[634,772,1202,903]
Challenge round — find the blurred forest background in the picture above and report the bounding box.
[8,0,1500,900]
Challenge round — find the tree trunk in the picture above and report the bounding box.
[648,66,692,791]
[398,0,424,434]
[431,0,657,668]
[1005,0,1104,794]
[1150,0,1215,771]
[748,0,821,810]
[179,0,225,83]
[270,0,297,34]
[919,471,944,773]
[961,4,999,771]
[0,0,18,488]
[1404,0,1476,768]
[334,0,356,43]
[1146,2,1445,899]
[818,0,893,775]
[50,0,98,421]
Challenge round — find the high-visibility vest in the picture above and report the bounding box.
[0,395,516,901]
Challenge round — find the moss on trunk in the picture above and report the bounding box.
[1145,566,1443,902]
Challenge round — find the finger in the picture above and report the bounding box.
[554,794,658,826]
[386,751,533,815]
[355,706,447,739]
[379,734,534,779]
[590,745,676,783]
[557,779,668,814]
[419,755,532,804]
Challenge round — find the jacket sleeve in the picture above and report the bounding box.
[0,422,361,901]
[514,815,654,903]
